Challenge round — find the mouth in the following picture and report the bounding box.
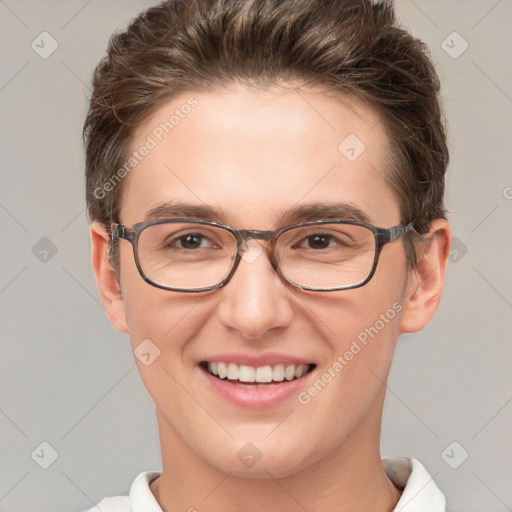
[199,361,316,387]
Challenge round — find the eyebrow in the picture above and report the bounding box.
[143,200,372,226]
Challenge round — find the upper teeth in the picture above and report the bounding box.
[207,362,310,383]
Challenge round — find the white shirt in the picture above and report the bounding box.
[83,457,445,512]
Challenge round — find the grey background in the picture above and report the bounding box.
[0,1,511,511]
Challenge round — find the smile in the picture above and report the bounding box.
[201,361,316,386]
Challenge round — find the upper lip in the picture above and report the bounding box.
[199,352,315,367]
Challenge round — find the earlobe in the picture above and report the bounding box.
[90,221,129,333]
[399,219,451,334]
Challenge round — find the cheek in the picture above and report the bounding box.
[119,264,211,391]
[292,301,403,453]
[120,285,203,418]
[301,253,406,405]
[123,283,202,350]
[308,253,406,354]
[118,246,187,340]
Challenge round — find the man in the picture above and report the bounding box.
[83,0,451,510]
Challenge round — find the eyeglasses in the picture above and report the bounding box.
[110,218,414,293]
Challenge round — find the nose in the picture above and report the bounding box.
[215,238,294,340]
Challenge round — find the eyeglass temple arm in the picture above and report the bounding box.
[376,222,415,246]
[108,223,131,263]
[111,222,145,243]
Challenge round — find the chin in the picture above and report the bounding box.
[220,460,308,480]
[205,441,316,480]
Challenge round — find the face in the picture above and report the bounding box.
[93,83,434,479]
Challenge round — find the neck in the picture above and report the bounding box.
[150,393,401,512]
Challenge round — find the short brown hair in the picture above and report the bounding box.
[83,0,448,269]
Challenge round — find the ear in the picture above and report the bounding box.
[399,219,451,334]
[90,221,129,333]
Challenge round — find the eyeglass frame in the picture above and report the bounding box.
[109,218,415,293]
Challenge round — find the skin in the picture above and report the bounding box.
[91,82,450,512]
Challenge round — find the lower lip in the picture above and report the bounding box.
[200,366,315,408]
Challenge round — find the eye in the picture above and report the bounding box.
[165,232,218,250]
[295,231,352,250]
[299,233,338,249]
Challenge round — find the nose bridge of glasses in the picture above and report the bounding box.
[235,229,276,262]
[237,229,275,242]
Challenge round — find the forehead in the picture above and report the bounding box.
[121,83,400,228]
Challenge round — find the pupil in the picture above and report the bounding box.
[309,235,329,249]
[182,234,201,249]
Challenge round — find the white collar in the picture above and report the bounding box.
[383,457,446,511]
[125,457,445,511]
